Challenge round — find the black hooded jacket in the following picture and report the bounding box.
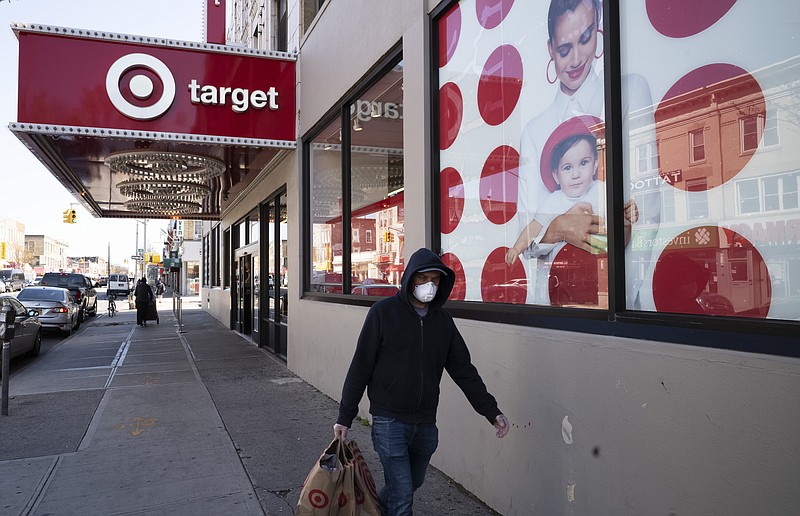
[337,248,501,427]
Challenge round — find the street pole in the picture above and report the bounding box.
[1,304,14,416]
[143,219,148,280]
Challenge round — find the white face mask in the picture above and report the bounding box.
[413,281,438,303]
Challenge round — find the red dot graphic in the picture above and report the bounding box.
[439,82,463,150]
[441,252,466,301]
[655,64,764,191]
[652,226,770,317]
[479,145,519,225]
[548,245,607,307]
[646,0,737,38]
[481,247,527,304]
[440,167,465,234]
[438,3,462,67]
[478,44,523,126]
[476,0,516,30]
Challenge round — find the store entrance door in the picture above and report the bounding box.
[235,245,257,335]
[262,189,287,359]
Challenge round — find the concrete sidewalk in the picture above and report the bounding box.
[0,300,498,515]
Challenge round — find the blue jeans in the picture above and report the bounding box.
[371,416,438,516]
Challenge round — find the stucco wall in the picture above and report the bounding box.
[289,301,800,514]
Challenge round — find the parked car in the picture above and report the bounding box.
[0,278,8,293]
[39,272,98,322]
[351,278,400,297]
[0,268,25,291]
[32,276,44,286]
[0,295,43,359]
[107,273,132,297]
[16,286,80,336]
[97,276,108,287]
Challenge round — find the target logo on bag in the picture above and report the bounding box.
[338,493,348,508]
[355,485,365,505]
[308,489,329,509]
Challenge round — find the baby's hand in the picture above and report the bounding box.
[505,248,519,266]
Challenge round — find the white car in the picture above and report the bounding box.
[108,273,132,297]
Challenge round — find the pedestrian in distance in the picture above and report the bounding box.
[135,277,154,326]
[333,247,510,516]
[155,277,166,303]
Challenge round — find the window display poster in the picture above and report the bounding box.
[437,0,799,321]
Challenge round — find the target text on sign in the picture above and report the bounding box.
[188,79,279,113]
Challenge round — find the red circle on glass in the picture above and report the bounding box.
[439,82,463,150]
[476,0,516,30]
[477,44,523,126]
[479,145,520,225]
[539,115,604,193]
[548,245,607,307]
[440,167,465,234]
[438,3,462,67]
[480,247,527,304]
[646,0,737,38]
[652,225,770,317]
[441,252,466,301]
[655,64,764,191]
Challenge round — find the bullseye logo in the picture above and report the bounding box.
[105,53,176,120]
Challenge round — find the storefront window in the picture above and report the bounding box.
[309,117,343,293]
[436,0,609,308]
[307,52,404,297]
[350,63,405,297]
[620,0,800,320]
[250,212,260,244]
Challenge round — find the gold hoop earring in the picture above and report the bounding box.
[595,29,604,60]
[546,59,557,84]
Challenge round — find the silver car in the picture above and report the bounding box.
[16,286,80,336]
[0,295,43,358]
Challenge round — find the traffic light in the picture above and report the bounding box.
[0,242,6,260]
[62,208,77,224]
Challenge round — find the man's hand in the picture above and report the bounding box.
[542,202,602,253]
[333,423,349,440]
[494,414,509,438]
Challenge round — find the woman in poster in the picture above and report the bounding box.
[516,0,657,307]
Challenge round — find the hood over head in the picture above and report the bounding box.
[399,248,455,309]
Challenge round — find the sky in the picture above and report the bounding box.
[0,0,205,268]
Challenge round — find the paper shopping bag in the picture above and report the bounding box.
[349,440,381,515]
[297,438,350,515]
[296,438,381,515]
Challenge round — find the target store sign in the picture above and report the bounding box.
[16,28,295,142]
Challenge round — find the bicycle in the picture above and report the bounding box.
[107,292,117,318]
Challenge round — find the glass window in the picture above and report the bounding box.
[737,179,760,215]
[620,1,799,321]
[306,53,404,298]
[636,141,658,175]
[309,118,343,293]
[741,116,760,153]
[690,129,705,163]
[350,63,405,297]
[764,108,780,147]
[250,213,260,244]
[436,0,607,309]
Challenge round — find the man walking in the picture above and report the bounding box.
[334,247,509,515]
[134,277,154,326]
